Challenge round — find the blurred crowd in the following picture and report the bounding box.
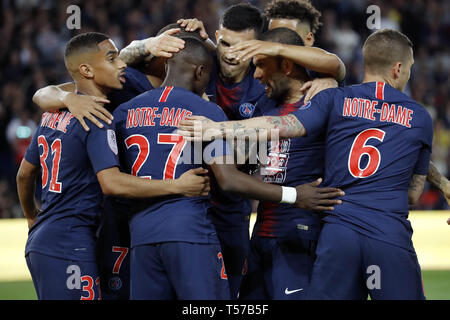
[0,0,449,218]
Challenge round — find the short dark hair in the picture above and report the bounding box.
[156,23,204,42]
[264,0,322,34]
[363,29,413,73]
[220,3,264,34]
[171,37,212,67]
[64,32,109,59]
[260,27,305,47]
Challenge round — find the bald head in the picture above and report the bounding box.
[167,37,212,70]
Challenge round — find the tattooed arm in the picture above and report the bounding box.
[177,114,306,141]
[119,29,185,66]
[408,174,427,206]
[427,161,450,205]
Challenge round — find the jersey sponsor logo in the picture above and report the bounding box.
[284,288,303,295]
[107,129,118,155]
[239,103,255,117]
[342,97,413,128]
[300,101,311,110]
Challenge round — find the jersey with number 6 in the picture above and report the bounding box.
[292,82,433,251]
[24,110,120,261]
[113,86,230,248]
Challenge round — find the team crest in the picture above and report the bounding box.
[108,276,123,291]
[239,103,255,117]
[107,129,118,155]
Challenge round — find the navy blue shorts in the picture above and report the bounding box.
[130,242,230,300]
[216,227,250,300]
[96,197,130,300]
[25,252,100,300]
[239,236,317,300]
[307,222,426,300]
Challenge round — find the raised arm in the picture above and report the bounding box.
[119,28,185,66]
[177,114,306,142]
[230,40,346,82]
[33,82,113,131]
[16,159,40,229]
[427,161,450,206]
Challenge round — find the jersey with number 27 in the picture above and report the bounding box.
[292,82,433,251]
[113,86,230,248]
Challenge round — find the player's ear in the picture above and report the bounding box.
[215,30,219,43]
[194,65,206,80]
[392,62,402,79]
[281,58,294,76]
[304,32,315,47]
[79,63,94,79]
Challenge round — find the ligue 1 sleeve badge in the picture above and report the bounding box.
[239,103,255,118]
[107,129,118,155]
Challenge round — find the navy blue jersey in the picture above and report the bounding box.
[292,82,433,251]
[253,98,325,241]
[205,54,269,120]
[108,66,154,111]
[113,86,231,247]
[24,110,120,261]
[206,55,277,230]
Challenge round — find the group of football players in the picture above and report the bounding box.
[16,0,450,300]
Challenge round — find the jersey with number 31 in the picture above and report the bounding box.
[24,110,120,261]
[292,82,433,251]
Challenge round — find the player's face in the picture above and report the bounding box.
[253,54,289,101]
[268,18,314,47]
[398,50,414,91]
[92,39,127,90]
[215,27,256,81]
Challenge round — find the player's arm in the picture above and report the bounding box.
[96,167,210,198]
[427,161,450,206]
[176,18,216,51]
[230,40,346,82]
[119,28,185,66]
[177,114,306,142]
[210,159,344,211]
[16,159,40,229]
[408,174,427,206]
[32,82,113,131]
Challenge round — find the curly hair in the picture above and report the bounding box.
[264,0,322,34]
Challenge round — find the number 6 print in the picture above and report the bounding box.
[348,128,386,178]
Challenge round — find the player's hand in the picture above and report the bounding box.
[61,92,112,131]
[177,18,209,40]
[177,116,223,142]
[294,178,345,211]
[145,28,185,58]
[229,40,282,62]
[300,78,338,103]
[176,167,210,197]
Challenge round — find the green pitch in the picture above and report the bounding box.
[0,270,449,300]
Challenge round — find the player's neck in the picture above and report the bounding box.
[283,80,305,104]
[161,76,195,94]
[363,73,396,89]
[75,80,108,99]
